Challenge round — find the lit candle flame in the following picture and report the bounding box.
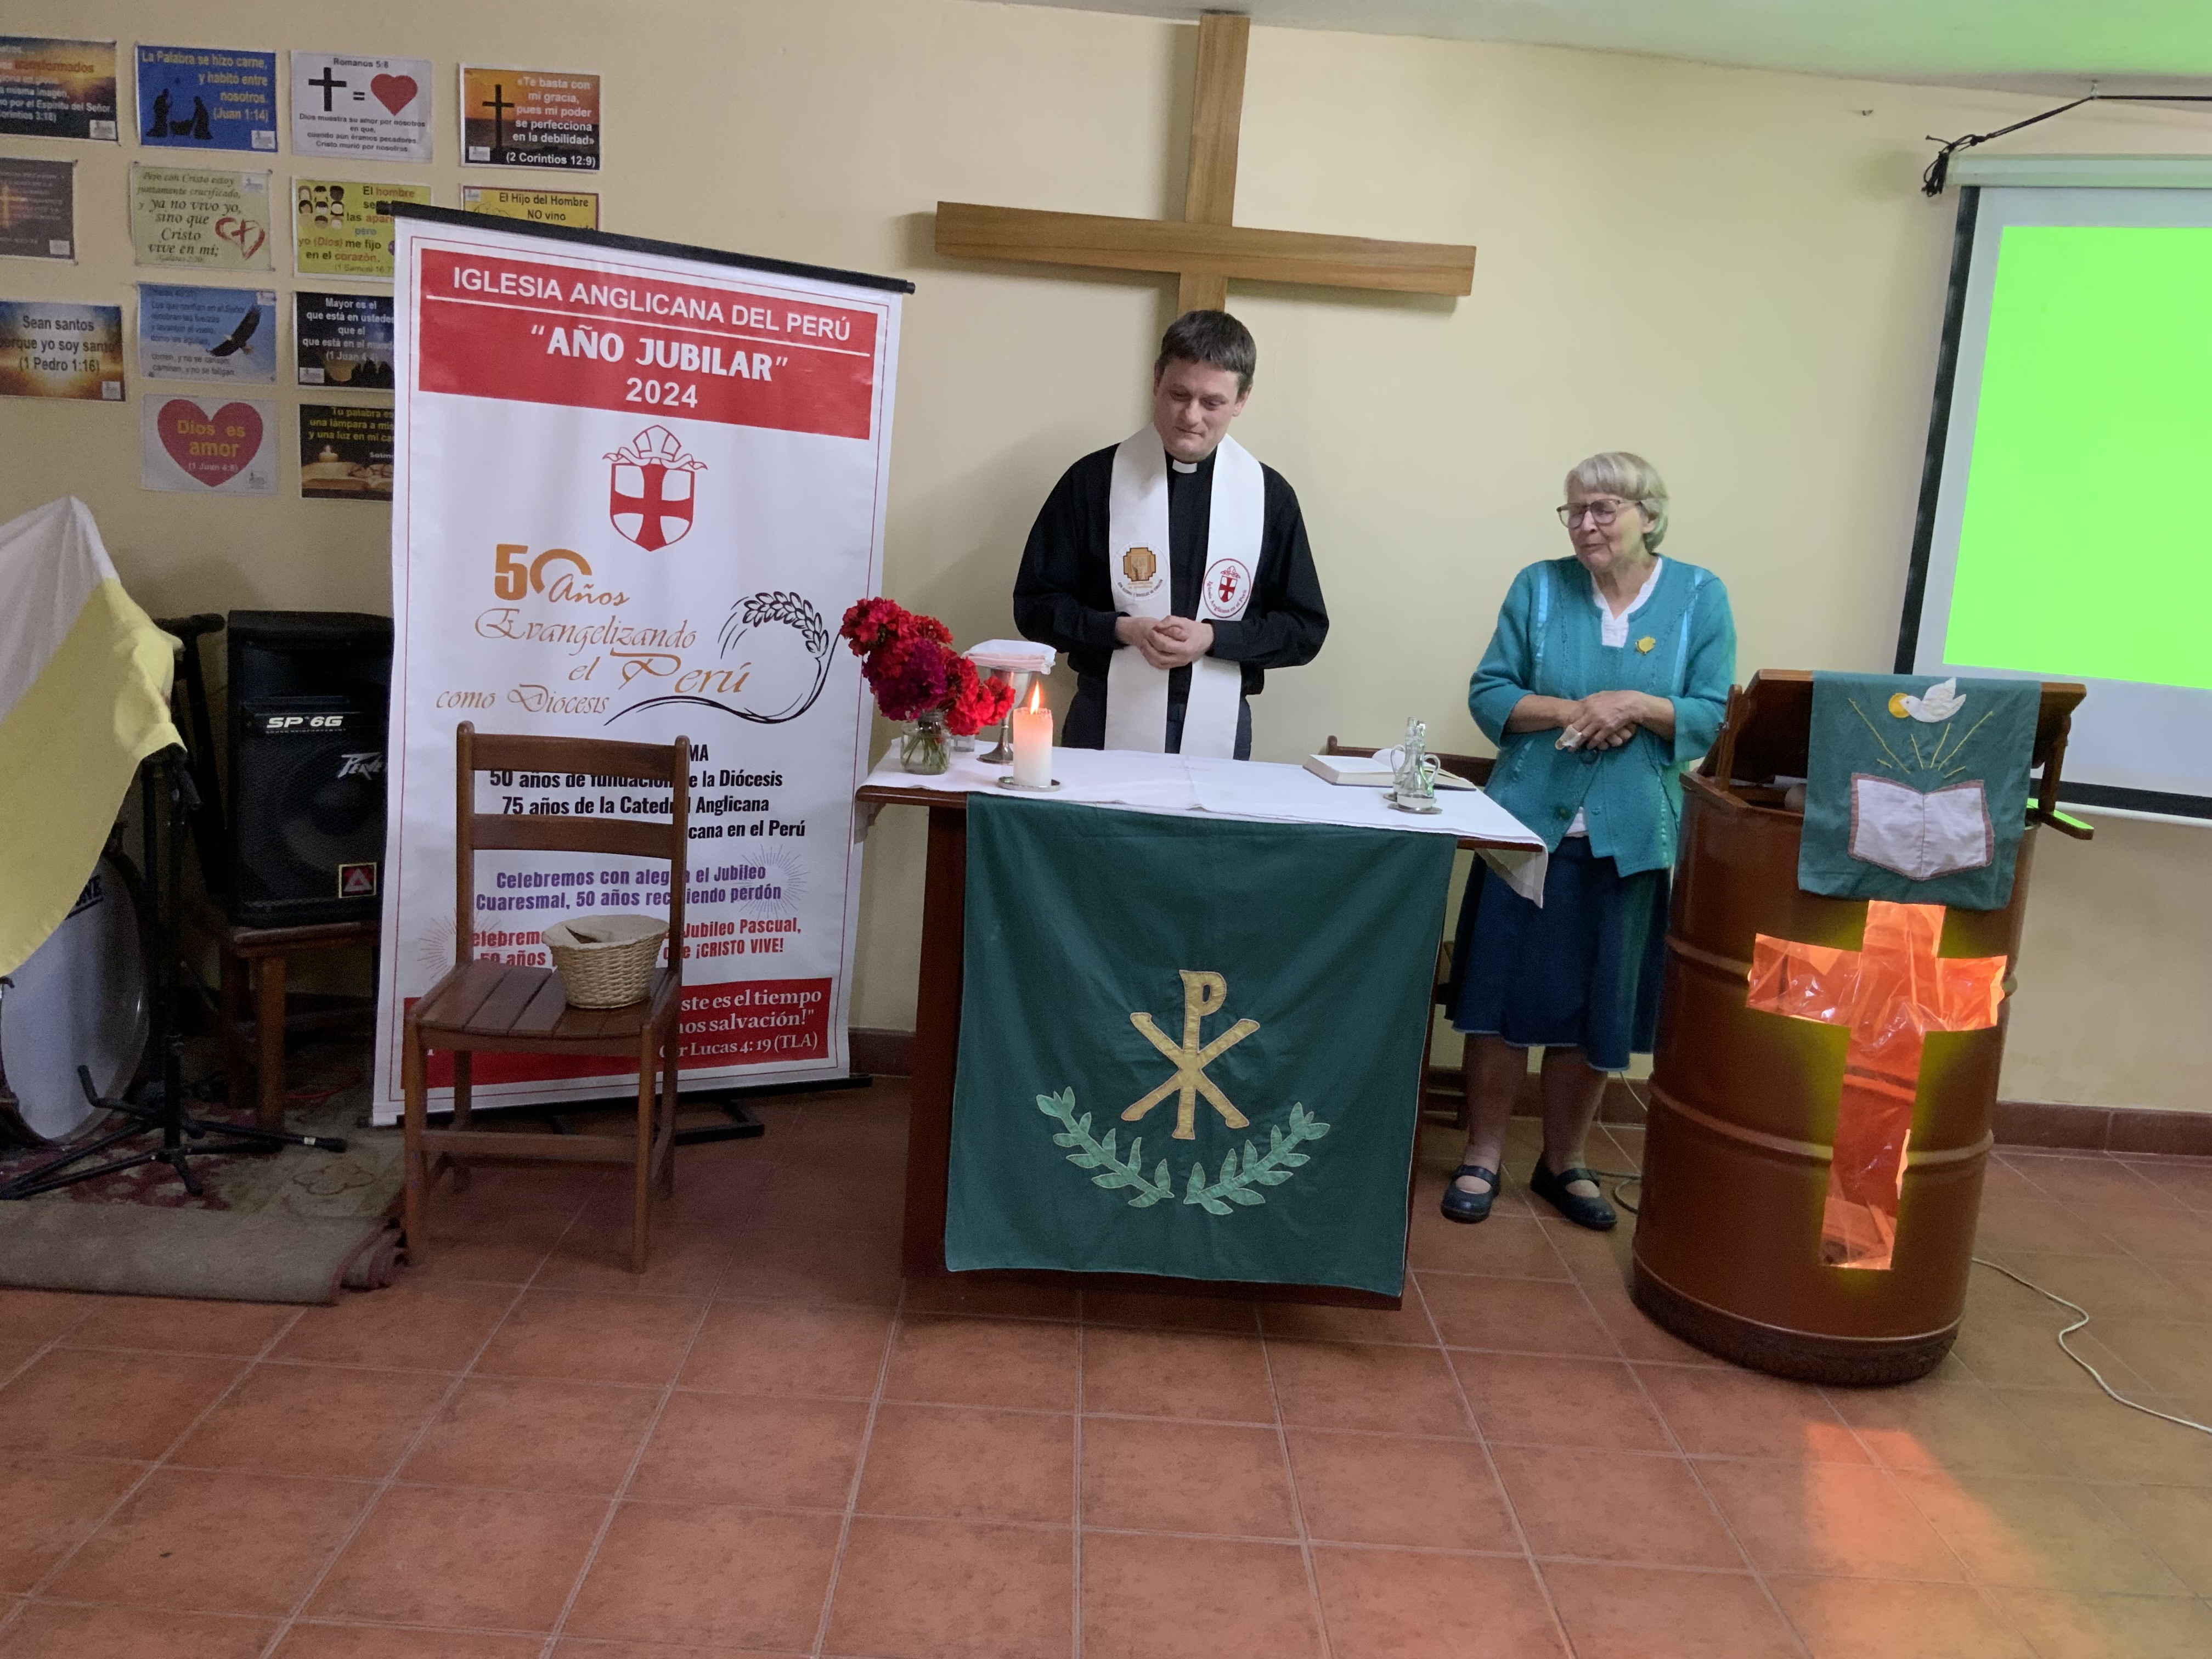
[1022,681,1045,714]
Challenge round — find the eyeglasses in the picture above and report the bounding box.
[1556,498,1639,527]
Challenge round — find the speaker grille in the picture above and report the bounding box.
[228,703,387,925]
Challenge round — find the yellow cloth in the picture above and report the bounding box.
[0,504,179,978]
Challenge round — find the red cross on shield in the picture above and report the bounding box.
[1203,558,1252,618]
[610,460,697,551]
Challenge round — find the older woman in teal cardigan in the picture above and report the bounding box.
[1441,452,1735,1229]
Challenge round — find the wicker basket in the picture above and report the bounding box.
[541,914,669,1009]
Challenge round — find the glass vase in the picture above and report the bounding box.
[899,709,951,774]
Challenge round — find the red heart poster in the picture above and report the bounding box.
[142,396,276,494]
[292,54,433,164]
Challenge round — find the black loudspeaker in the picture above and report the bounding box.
[225,611,394,926]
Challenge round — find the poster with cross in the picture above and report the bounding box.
[291,52,432,162]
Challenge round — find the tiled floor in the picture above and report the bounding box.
[3,1081,2211,1658]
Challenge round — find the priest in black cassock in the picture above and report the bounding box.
[1011,311,1329,760]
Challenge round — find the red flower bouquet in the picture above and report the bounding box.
[839,598,1015,738]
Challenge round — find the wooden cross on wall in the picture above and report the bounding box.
[936,12,1476,312]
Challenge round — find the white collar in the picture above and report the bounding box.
[1170,458,1199,474]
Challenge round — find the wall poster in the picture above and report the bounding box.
[295,289,393,387]
[135,44,277,153]
[140,394,277,494]
[0,37,119,140]
[0,157,75,260]
[137,283,277,382]
[300,402,394,499]
[373,210,909,1121]
[0,301,123,399]
[459,66,599,169]
[130,164,273,270]
[460,185,598,229]
[290,52,433,162]
[294,178,433,279]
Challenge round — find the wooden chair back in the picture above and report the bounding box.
[452,723,691,971]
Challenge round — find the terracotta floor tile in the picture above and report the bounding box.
[1408,1210,1573,1279]
[399,1375,660,1494]
[2066,1203,2212,1262]
[0,1289,99,1345]
[1312,1546,1564,1659]
[859,1402,1073,1524]
[307,1483,607,1631]
[0,1454,145,1593]
[1990,1253,2205,1323]
[1265,1339,1470,1436]
[64,1297,298,1357]
[1986,1587,2212,1659]
[1577,1279,1731,1367]
[679,1299,892,1397]
[273,1624,546,1658]
[1286,1429,1519,1551]
[0,1603,275,1658]
[1824,1382,2057,1476]
[473,1289,704,1386]
[1696,1459,1965,1579]
[1080,1530,1319,1659]
[1767,1576,2035,1658]
[721,1223,902,1307]
[902,1275,1080,1321]
[47,1467,370,1617]
[1421,1273,1616,1357]
[171,1363,450,1480]
[564,1501,838,1650]
[1997,1387,2212,1486]
[271,1281,517,1373]
[827,1514,1072,1659]
[1449,1352,1672,1451]
[2121,1159,2212,1211]
[2089,1317,2212,1398]
[742,1160,907,1231]
[1081,1289,1259,1333]
[0,1343,35,1385]
[1536,1215,1638,1289]
[1543,1562,1801,1658]
[2006,1155,2181,1212]
[0,1349,245,1460]
[1973,1199,2121,1257]
[1950,1314,2154,1395]
[1894,1471,2187,1593]
[885,1316,1080,1411]
[1492,1445,1741,1568]
[630,1390,867,1510]
[1259,1294,1437,1346]
[1082,1327,1276,1423]
[402,1233,558,1287]
[2092,1483,2212,1592]
[536,1213,740,1298]
[1081,1415,1291,1537]
[1633,1362,1867,1464]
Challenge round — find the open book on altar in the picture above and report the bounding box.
[1303,753,1478,790]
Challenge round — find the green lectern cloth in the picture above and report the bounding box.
[945,794,1454,1296]
[1799,673,2041,910]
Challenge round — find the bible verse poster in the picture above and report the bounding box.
[461,185,599,229]
[290,52,433,162]
[130,164,273,270]
[140,394,277,494]
[296,290,393,387]
[294,178,432,279]
[459,66,600,169]
[0,37,119,140]
[300,403,394,499]
[0,301,123,400]
[135,44,277,153]
[137,284,277,383]
[0,157,75,261]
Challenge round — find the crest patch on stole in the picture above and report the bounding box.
[1121,545,1159,591]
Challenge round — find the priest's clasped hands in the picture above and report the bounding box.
[1114,613,1215,669]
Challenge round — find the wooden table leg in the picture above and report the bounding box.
[255,952,287,1131]
[220,941,251,1119]
[900,805,967,1278]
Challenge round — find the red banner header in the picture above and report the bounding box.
[415,249,879,439]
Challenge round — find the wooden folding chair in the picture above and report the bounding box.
[402,723,689,1272]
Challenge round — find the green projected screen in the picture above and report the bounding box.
[1948,225,2212,692]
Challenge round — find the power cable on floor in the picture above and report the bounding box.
[1970,1256,2212,1438]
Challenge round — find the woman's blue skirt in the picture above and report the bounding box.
[1444,837,1669,1074]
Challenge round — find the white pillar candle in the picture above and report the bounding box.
[1011,684,1053,788]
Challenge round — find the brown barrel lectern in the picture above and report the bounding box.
[1633,671,2090,1385]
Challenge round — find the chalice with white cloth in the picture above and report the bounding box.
[964,640,1057,765]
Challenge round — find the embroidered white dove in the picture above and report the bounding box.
[1888,677,1966,723]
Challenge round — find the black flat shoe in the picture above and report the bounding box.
[1440,1165,1499,1224]
[1530,1160,1617,1231]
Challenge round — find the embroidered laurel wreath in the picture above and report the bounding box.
[1036,1088,1329,1216]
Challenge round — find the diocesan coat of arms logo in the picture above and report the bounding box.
[605,425,704,551]
[1120,544,1161,596]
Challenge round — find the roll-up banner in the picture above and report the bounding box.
[371,207,908,1124]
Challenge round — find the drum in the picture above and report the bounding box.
[0,852,149,1146]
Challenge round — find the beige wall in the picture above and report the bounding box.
[7,0,2207,1109]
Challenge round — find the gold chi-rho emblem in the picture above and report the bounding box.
[1122,545,1158,585]
[1123,970,1259,1141]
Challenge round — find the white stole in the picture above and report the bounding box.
[1103,427,1262,758]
